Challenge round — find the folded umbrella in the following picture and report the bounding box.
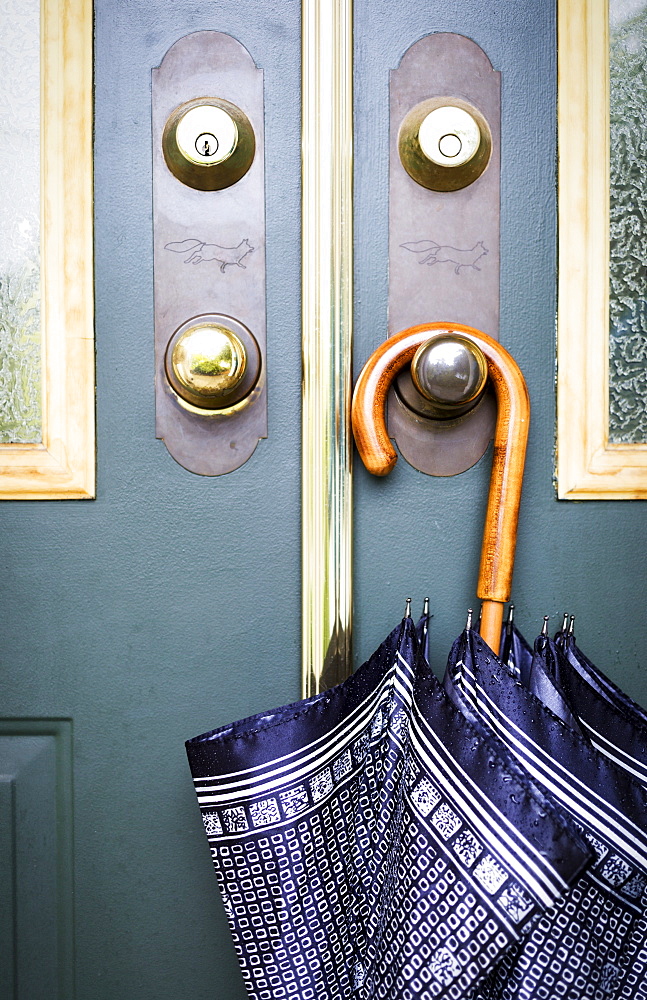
[444,625,647,1000]
[186,322,632,998]
[186,616,591,1000]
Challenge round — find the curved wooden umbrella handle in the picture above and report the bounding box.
[351,322,530,654]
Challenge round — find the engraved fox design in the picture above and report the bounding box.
[401,239,488,274]
[164,238,255,272]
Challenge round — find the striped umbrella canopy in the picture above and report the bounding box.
[186,616,590,1000]
[444,622,647,1000]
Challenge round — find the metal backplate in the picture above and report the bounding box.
[152,31,266,475]
[388,33,500,476]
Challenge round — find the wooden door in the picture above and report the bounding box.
[2,2,646,998]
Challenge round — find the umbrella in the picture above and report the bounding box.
[500,613,647,788]
[443,623,647,1000]
[186,612,592,1000]
[557,619,647,730]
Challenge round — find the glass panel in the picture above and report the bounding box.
[609,0,647,443]
[0,0,41,444]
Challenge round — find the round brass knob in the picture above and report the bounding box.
[412,335,487,406]
[398,97,492,192]
[396,334,488,421]
[165,316,261,411]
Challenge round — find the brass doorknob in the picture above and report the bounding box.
[165,316,261,411]
[403,334,488,419]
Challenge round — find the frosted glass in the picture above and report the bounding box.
[608,0,647,443]
[0,0,41,443]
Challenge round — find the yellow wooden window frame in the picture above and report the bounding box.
[557,0,647,499]
[0,0,94,499]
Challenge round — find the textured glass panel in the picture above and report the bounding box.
[609,0,647,443]
[0,0,41,443]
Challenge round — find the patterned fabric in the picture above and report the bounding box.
[444,628,647,1000]
[551,633,647,786]
[557,632,647,728]
[186,619,590,1000]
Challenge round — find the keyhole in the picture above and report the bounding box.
[195,132,219,157]
[438,133,462,158]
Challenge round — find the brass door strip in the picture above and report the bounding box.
[301,0,354,696]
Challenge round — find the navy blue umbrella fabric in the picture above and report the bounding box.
[505,622,647,790]
[499,622,533,686]
[550,633,647,787]
[444,627,647,1000]
[556,630,647,731]
[186,619,591,1000]
[524,635,583,733]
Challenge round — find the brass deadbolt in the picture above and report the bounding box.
[165,316,261,411]
[162,97,255,191]
[398,334,488,420]
[398,97,492,192]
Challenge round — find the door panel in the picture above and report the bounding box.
[1,1,646,998]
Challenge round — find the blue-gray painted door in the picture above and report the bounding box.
[1,1,646,998]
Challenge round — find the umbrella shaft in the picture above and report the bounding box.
[480,600,504,655]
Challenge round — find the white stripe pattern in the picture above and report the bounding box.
[579,717,647,786]
[194,668,395,803]
[410,705,570,907]
[456,660,647,872]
